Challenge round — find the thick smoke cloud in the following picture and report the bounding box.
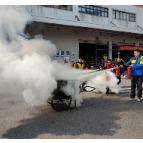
[0,6,121,107]
[85,71,121,94]
[0,5,83,106]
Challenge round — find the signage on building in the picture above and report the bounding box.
[120,46,143,51]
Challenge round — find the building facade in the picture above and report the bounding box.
[26,5,143,66]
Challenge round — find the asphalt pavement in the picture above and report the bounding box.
[1,76,143,139]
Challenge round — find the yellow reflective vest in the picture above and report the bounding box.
[70,64,76,68]
[75,62,85,69]
[125,55,143,76]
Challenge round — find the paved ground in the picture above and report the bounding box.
[1,76,143,139]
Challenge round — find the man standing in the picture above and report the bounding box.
[124,49,143,101]
[113,56,124,85]
[100,54,108,70]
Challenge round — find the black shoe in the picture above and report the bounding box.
[106,88,109,94]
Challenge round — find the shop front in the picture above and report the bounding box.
[79,44,143,68]
[119,46,143,62]
[79,43,108,68]
[112,45,143,62]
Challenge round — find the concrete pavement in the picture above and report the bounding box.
[1,76,143,139]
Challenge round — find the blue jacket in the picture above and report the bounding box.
[124,55,143,76]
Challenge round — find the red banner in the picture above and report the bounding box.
[120,46,143,51]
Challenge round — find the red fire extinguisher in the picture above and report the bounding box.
[126,66,132,79]
[116,68,120,76]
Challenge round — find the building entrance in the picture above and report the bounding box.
[79,43,108,65]
[79,43,143,68]
[112,45,143,62]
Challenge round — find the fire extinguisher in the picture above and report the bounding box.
[126,66,132,79]
[116,68,120,76]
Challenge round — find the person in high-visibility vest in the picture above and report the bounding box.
[124,49,143,102]
[75,57,85,69]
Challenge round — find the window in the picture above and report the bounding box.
[78,5,108,17]
[113,10,116,19]
[127,13,130,21]
[41,5,72,11]
[116,11,120,19]
[113,10,135,22]
[130,14,135,22]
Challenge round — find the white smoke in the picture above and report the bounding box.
[0,6,31,41]
[0,6,121,108]
[85,71,121,94]
[0,5,83,106]
[61,80,83,107]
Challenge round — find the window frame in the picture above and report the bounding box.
[41,5,72,11]
[78,5,108,18]
[113,10,135,22]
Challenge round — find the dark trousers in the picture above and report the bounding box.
[131,76,143,98]
[116,75,121,85]
[82,82,86,91]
